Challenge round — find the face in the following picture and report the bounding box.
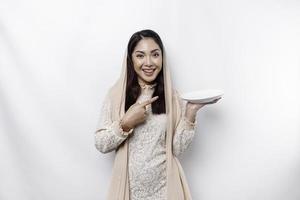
[131,37,163,85]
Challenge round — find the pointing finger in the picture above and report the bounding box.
[140,96,159,107]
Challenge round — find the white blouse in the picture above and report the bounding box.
[95,84,197,200]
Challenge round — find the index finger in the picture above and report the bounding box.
[139,96,159,107]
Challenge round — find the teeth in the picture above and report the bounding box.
[143,69,154,72]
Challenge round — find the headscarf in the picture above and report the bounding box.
[104,45,192,199]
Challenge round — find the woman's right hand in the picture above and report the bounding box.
[120,96,159,131]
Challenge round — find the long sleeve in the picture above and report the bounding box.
[94,94,129,154]
[173,98,197,157]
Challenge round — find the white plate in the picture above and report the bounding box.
[181,89,224,104]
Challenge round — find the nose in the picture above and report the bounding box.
[145,56,152,67]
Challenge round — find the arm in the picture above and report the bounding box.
[173,98,197,157]
[94,94,133,154]
[172,90,222,157]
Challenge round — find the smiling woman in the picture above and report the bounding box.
[132,42,162,81]
[94,29,219,200]
[125,31,166,115]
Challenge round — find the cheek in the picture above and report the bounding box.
[133,66,142,76]
[133,59,143,69]
[156,67,162,74]
[155,58,163,66]
[132,59,141,71]
[155,59,163,70]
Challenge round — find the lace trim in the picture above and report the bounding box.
[138,82,157,90]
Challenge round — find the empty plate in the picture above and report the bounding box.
[181,89,224,104]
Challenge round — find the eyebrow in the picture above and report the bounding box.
[135,49,160,54]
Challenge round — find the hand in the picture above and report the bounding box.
[185,97,222,122]
[121,96,159,131]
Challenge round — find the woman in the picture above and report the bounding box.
[94,29,221,200]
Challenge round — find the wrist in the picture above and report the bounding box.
[185,109,196,120]
[185,113,196,123]
[120,118,133,132]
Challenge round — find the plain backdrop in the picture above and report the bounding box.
[0,0,299,199]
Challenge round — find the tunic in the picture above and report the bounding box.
[95,83,197,200]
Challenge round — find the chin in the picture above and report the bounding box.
[143,76,157,83]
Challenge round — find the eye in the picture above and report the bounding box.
[153,53,160,57]
[136,54,144,58]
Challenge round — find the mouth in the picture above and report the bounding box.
[142,68,155,76]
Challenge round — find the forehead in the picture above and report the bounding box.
[133,38,161,53]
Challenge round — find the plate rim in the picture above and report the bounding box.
[181,89,224,101]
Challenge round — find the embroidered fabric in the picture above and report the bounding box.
[94,86,197,199]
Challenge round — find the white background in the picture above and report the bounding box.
[0,0,299,199]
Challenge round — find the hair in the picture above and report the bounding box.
[125,29,166,114]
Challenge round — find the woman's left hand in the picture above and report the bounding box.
[185,97,222,122]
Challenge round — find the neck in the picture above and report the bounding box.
[138,81,157,90]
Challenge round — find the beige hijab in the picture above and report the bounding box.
[105,45,192,199]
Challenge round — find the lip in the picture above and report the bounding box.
[142,68,155,76]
